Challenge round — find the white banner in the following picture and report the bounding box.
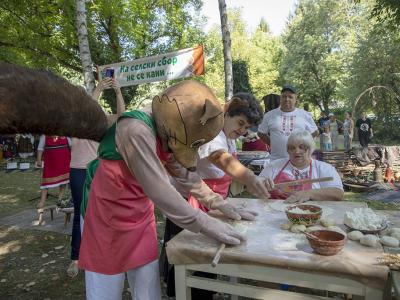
[97,45,205,87]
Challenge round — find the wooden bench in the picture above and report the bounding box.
[59,207,74,228]
[37,205,57,225]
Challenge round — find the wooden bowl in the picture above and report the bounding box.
[285,204,322,226]
[307,230,346,256]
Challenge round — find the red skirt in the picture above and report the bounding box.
[41,137,71,189]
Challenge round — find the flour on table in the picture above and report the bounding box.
[233,222,251,234]
[269,201,333,218]
[273,232,307,251]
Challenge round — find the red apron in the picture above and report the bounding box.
[242,139,269,151]
[79,139,171,275]
[270,160,312,199]
[188,174,232,212]
[188,153,237,212]
[41,136,70,188]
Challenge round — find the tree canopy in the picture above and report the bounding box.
[0,0,205,110]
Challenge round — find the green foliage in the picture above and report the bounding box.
[346,1,400,143]
[0,0,205,111]
[232,59,252,94]
[370,0,400,27]
[280,0,358,112]
[203,8,283,102]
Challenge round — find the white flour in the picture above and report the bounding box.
[288,207,313,214]
[344,208,385,230]
[269,201,333,218]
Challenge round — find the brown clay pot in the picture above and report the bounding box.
[306,230,346,256]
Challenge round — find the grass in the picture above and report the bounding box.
[0,225,85,299]
[0,162,70,219]
[344,191,399,211]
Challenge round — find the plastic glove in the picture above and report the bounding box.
[200,216,245,245]
[245,174,274,200]
[284,190,311,204]
[210,199,258,221]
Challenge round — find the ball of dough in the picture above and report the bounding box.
[380,236,399,247]
[360,235,379,247]
[320,218,335,227]
[347,230,364,241]
[306,226,323,233]
[390,228,400,235]
[290,224,306,233]
[280,222,292,230]
[391,232,400,240]
[379,229,391,237]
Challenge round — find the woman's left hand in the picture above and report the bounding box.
[111,78,121,91]
[246,176,272,200]
[284,190,311,204]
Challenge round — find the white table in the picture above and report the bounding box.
[166,199,390,300]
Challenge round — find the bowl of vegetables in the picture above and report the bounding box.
[285,204,322,226]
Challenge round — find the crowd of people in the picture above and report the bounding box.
[316,110,373,151]
[5,64,378,300]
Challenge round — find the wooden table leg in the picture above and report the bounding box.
[175,265,191,300]
[230,277,238,300]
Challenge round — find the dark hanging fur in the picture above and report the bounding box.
[0,63,108,141]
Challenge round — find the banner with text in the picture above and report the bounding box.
[97,46,204,87]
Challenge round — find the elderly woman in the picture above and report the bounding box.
[259,129,343,203]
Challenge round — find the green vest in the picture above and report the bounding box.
[80,110,156,218]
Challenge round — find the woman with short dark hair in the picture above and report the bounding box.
[161,92,273,298]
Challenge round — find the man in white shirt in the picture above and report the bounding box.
[258,85,319,160]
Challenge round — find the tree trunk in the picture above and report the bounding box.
[322,98,330,113]
[218,0,233,101]
[76,0,95,94]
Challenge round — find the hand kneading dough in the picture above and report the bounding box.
[380,236,399,247]
[280,222,292,230]
[360,235,379,247]
[347,231,364,241]
[290,224,306,233]
[320,218,335,227]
